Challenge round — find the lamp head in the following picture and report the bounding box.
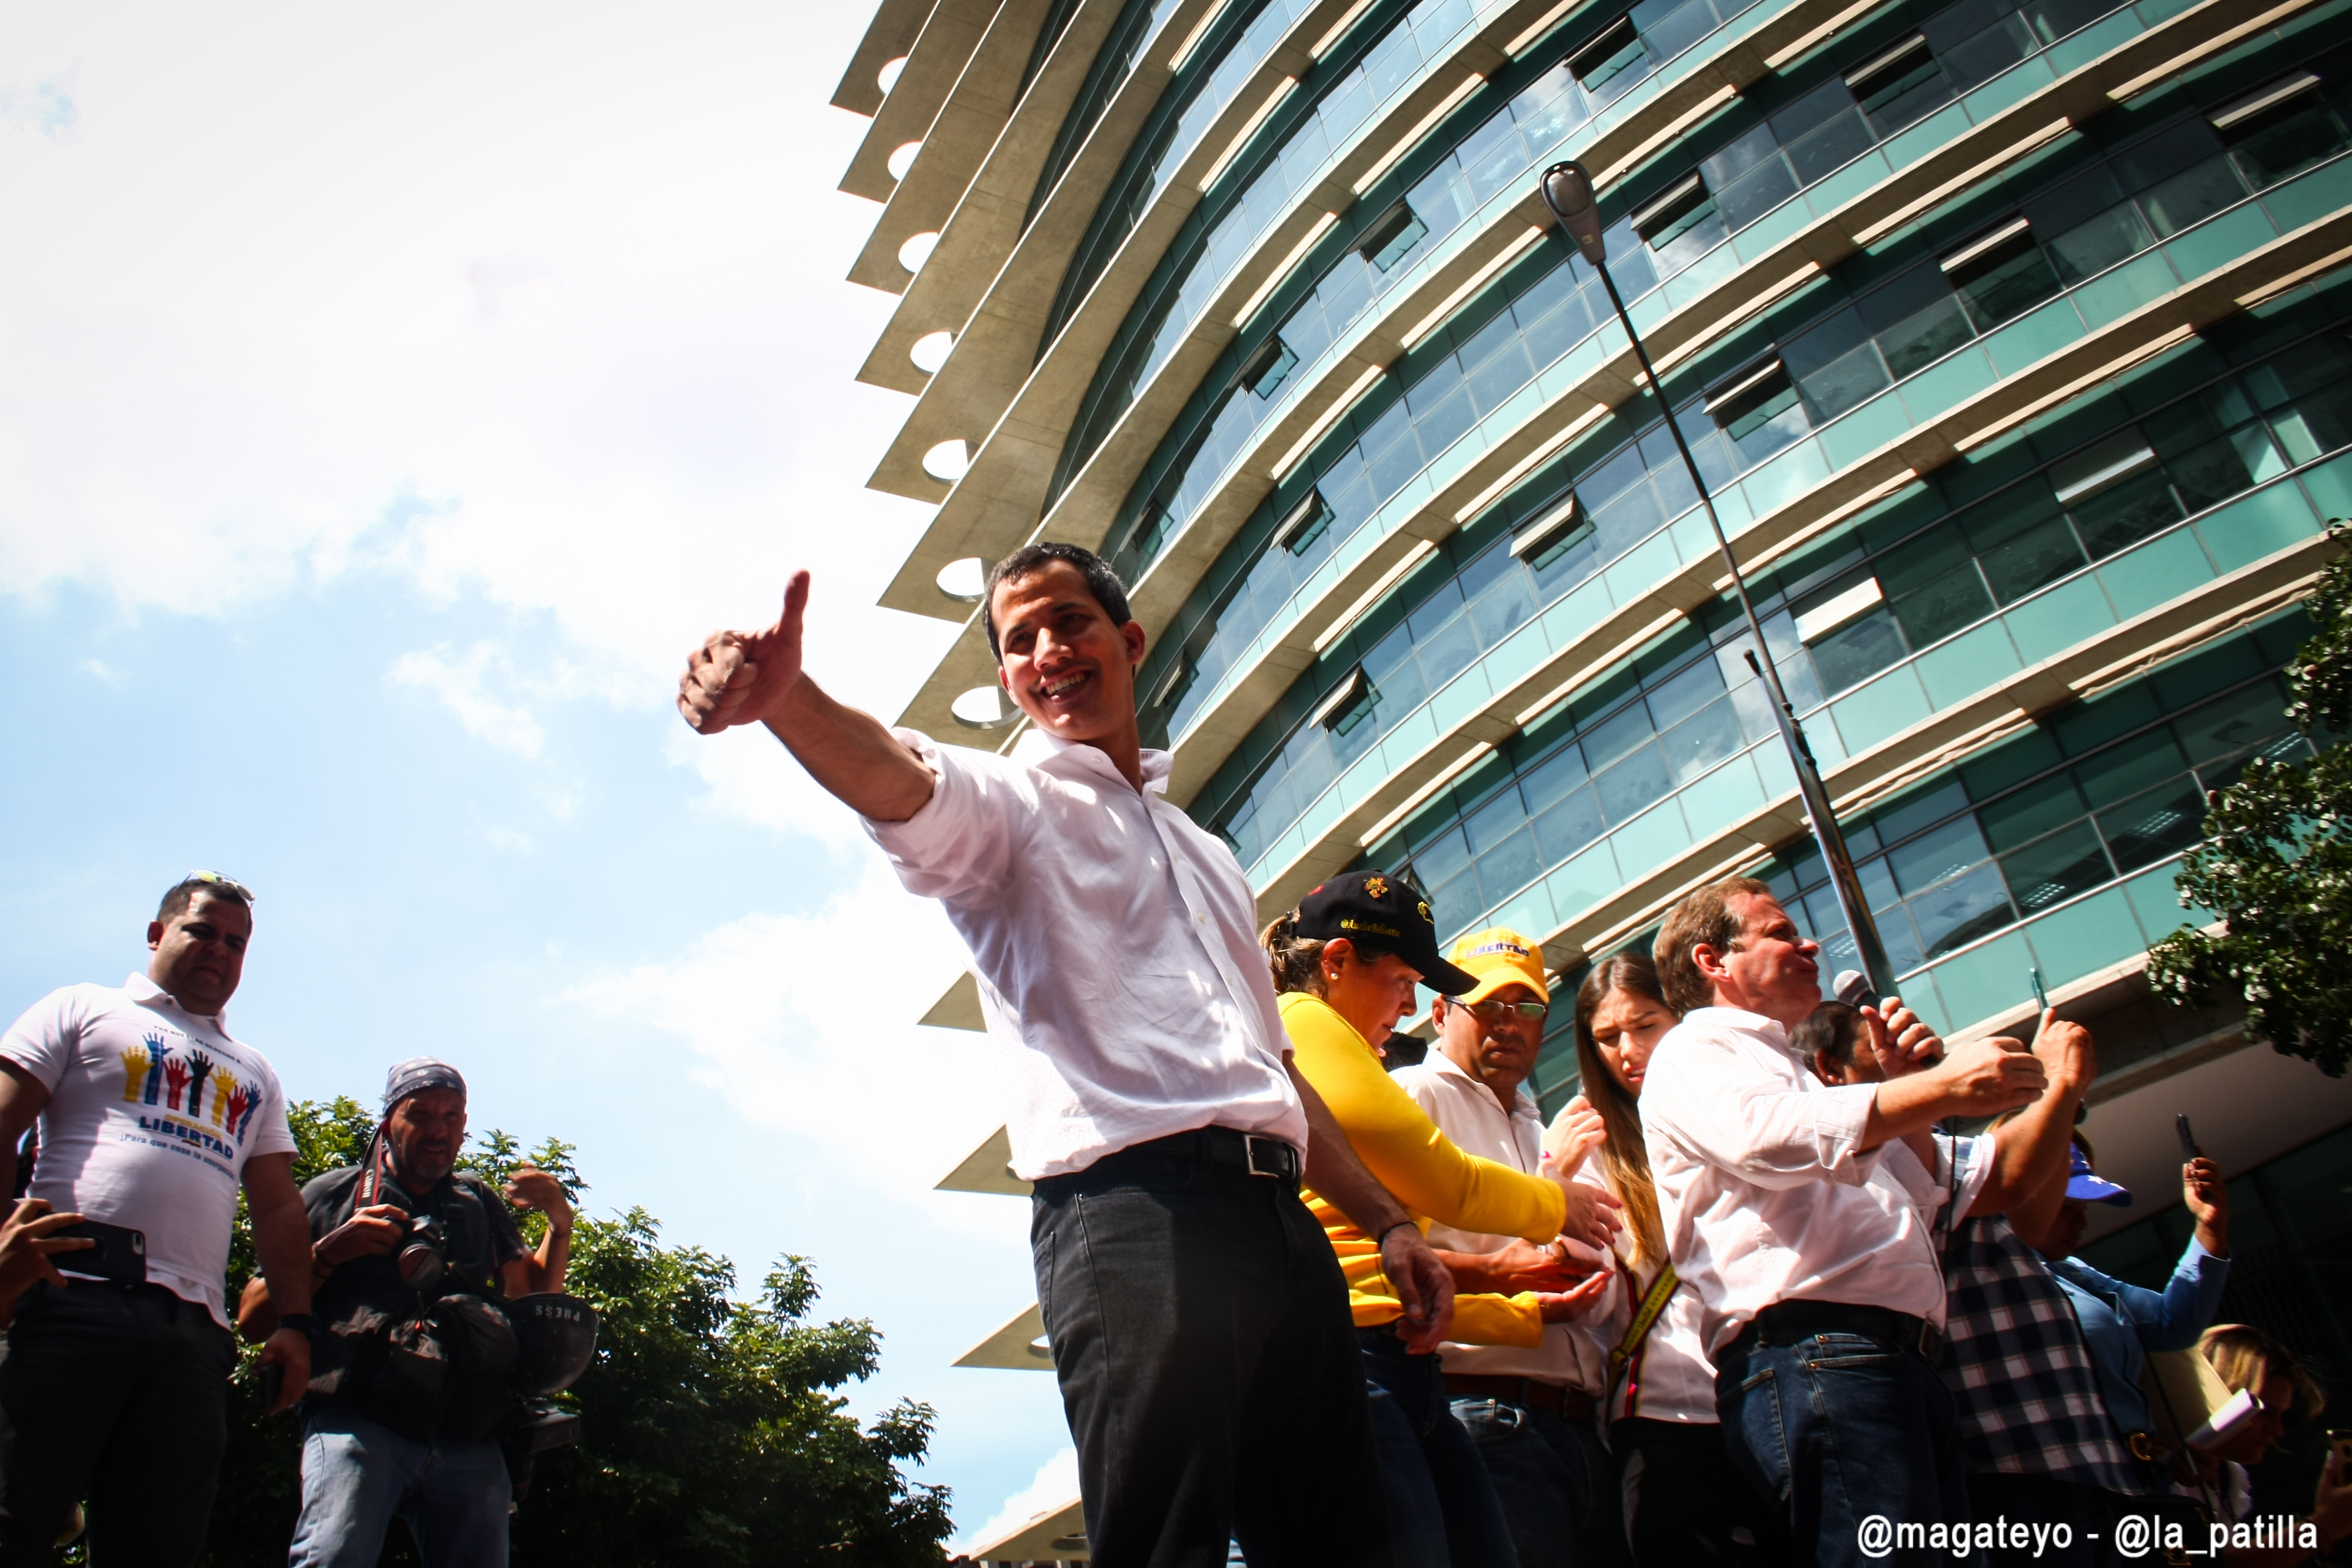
[1538,161,1608,266]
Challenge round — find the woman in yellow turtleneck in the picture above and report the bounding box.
[1262,870,1618,1568]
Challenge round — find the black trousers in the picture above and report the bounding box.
[1613,1418,1788,1568]
[1031,1136,1391,1568]
[0,1280,237,1566]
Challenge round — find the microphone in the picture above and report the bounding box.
[1834,970,1875,1008]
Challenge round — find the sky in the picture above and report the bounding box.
[0,1,1075,1549]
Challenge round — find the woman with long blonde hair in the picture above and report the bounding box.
[1556,950,1785,1566]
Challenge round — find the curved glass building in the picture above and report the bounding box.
[830,0,2352,1554]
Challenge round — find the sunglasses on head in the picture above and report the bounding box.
[179,870,256,905]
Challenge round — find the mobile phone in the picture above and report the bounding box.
[2030,967,2049,1014]
[2177,1115,2202,1161]
[54,1220,145,1286]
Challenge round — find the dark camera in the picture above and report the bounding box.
[396,1211,448,1294]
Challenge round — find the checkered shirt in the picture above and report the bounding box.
[1939,1213,2141,1491]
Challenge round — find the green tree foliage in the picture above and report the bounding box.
[202,1099,950,1566]
[2148,528,2352,1077]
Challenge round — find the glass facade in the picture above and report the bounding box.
[1131,25,2352,760]
[1195,292,2352,883]
[1043,0,1326,351]
[1097,0,2240,592]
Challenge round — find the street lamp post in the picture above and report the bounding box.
[1537,159,1899,1004]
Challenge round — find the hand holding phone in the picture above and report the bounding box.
[52,1220,144,1286]
[2177,1115,2202,1161]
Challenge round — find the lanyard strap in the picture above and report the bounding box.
[1609,1260,1679,1378]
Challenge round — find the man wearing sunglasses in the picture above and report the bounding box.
[1395,928,1630,1568]
[0,873,317,1566]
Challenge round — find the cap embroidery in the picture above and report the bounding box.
[1364,874,1388,899]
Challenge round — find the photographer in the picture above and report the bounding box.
[244,1058,571,1568]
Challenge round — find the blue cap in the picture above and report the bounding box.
[2066,1144,2132,1206]
[383,1057,467,1113]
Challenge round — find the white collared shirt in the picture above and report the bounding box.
[1640,1006,1950,1353]
[1391,1050,1620,1391]
[1,974,296,1325]
[867,727,1306,1179]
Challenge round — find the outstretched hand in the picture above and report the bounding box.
[678,572,811,735]
[1534,1268,1614,1323]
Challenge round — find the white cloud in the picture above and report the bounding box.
[388,643,547,757]
[955,1447,1081,1557]
[554,852,1015,1202]
[0,0,957,737]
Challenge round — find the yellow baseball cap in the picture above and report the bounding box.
[1447,928,1550,1006]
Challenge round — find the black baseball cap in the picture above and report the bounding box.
[1295,871,1479,995]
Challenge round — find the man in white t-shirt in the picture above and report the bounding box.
[678,546,1456,1567]
[0,874,318,1566]
[1640,876,2046,1567]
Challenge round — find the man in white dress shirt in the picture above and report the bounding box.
[1393,928,1629,1568]
[678,544,1455,1568]
[1640,876,2047,1565]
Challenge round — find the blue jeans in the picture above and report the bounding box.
[1715,1327,1969,1568]
[1360,1331,1518,1568]
[286,1406,511,1568]
[1451,1397,1630,1568]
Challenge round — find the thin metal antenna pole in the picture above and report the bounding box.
[1585,255,1899,1002]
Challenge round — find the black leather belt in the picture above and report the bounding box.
[1121,1126,1301,1188]
[1732,1299,1945,1367]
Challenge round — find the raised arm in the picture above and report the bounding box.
[1970,1016,2092,1229]
[1864,1037,2046,1150]
[677,571,936,824]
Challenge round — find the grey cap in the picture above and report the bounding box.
[383,1057,467,1112]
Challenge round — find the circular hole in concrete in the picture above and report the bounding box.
[886,141,923,181]
[910,329,955,374]
[876,55,908,95]
[935,556,986,602]
[897,230,939,273]
[920,438,970,483]
[951,686,1021,729]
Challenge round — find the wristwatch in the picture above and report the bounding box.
[275,1313,320,1337]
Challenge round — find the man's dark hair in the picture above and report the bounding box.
[1792,1000,1867,1075]
[158,877,252,923]
[981,543,1134,661]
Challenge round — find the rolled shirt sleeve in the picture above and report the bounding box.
[861,728,1021,908]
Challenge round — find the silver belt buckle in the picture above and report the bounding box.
[1243,1135,1290,1179]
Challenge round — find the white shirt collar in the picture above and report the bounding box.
[1685,1004,1790,1045]
[126,971,226,1030]
[1010,727,1173,795]
[1426,1044,1538,1119]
